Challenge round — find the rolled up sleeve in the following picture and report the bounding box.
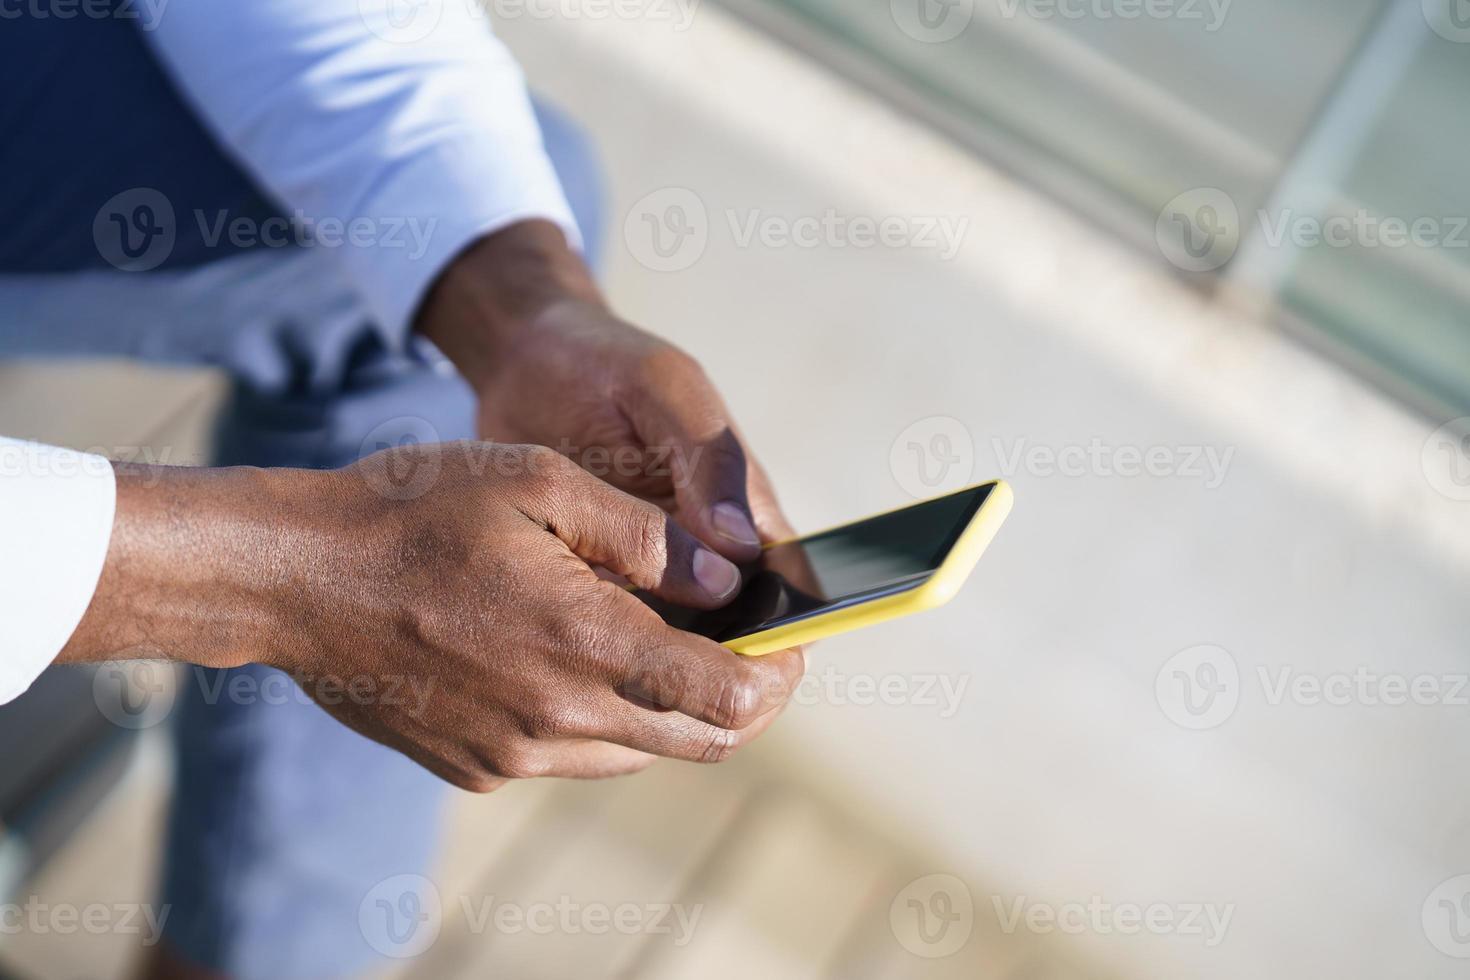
[0,438,116,704]
[141,0,579,348]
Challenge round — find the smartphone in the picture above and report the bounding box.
[638,481,1013,656]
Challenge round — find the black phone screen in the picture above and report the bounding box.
[638,484,993,642]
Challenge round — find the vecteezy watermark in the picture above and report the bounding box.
[0,440,176,482]
[356,417,711,501]
[1256,666,1470,709]
[890,420,1235,495]
[991,895,1234,947]
[891,0,975,42]
[993,0,1232,31]
[617,650,971,723]
[623,188,709,273]
[360,875,443,959]
[360,0,444,44]
[1155,644,1241,730]
[359,875,702,958]
[1254,210,1470,252]
[1156,645,1470,731]
[1156,187,1470,272]
[892,0,1228,43]
[94,188,177,273]
[358,416,447,501]
[1423,0,1470,43]
[191,668,439,716]
[93,188,437,273]
[458,896,702,945]
[0,0,169,30]
[93,660,178,731]
[1155,188,1241,273]
[192,210,436,259]
[890,874,974,958]
[1423,874,1470,958]
[793,667,971,718]
[0,899,171,946]
[623,188,971,273]
[890,416,976,500]
[492,0,699,28]
[1422,418,1470,503]
[992,436,1235,489]
[357,0,699,44]
[725,210,970,261]
[93,662,439,731]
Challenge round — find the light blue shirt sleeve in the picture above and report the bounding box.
[140,0,581,346]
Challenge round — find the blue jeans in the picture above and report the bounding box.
[0,14,603,978]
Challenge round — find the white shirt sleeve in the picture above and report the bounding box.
[0,438,117,705]
[141,0,580,346]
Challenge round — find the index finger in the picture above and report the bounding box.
[610,609,807,731]
[628,353,764,562]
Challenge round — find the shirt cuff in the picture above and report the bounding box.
[333,131,582,353]
[0,439,117,704]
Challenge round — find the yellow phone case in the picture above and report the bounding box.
[726,480,1014,656]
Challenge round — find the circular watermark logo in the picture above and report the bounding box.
[623,187,709,273]
[361,0,444,43]
[92,660,177,730]
[890,0,975,42]
[890,416,975,499]
[890,873,973,958]
[1424,0,1470,42]
[1422,874,1470,958]
[1155,187,1240,273]
[358,416,444,501]
[1155,644,1239,730]
[1421,418,1470,502]
[360,874,442,959]
[93,188,176,272]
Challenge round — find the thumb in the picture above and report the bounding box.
[520,453,744,609]
[630,379,763,562]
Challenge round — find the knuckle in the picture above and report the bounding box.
[711,676,764,731]
[505,443,567,493]
[549,612,602,665]
[629,507,669,573]
[518,444,572,491]
[697,725,743,764]
[489,745,549,781]
[759,657,802,702]
[451,768,504,794]
[524,700,583,740]
[703,437,747,473]
[641,344,702,381]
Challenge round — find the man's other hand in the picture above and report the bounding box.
[416,220,799,558]
[61,444,806,791]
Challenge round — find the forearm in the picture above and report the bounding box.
[9,434,800,787]
[58,464,317,672]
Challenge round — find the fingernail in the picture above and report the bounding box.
[693,549,741,599]
[711,502,760,547]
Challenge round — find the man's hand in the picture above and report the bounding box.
[60,445,806,791]
[417,220,796,560]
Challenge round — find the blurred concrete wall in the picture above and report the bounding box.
[498,9,1470,979]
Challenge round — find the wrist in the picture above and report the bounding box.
[60,463,322,673]
[414,219,604,389]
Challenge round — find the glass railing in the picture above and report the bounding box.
[728,0,1470,417]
